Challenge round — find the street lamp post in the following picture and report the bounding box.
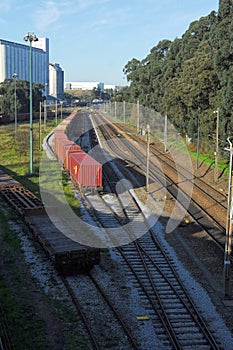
[23,32,38,174]
[12,73,18,135]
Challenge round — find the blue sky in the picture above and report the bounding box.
[0,0,219,85]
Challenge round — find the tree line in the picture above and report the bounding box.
[116,0,233,153]
[0,78,44,116]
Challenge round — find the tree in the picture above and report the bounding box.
[0,79,43,115]
[209,0,233,139]
[119,3,232,153]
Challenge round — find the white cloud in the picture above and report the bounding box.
[31,0,110,32]
[33,1,61,31]
[90,6,133,31]
[75,0,109,10]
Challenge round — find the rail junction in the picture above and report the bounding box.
[1,108,233,349]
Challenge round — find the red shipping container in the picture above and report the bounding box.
[57,139,80,165]
[63,144,81,169]
[67,150,86,171]
[69,152,102,187]
[53,133,69,155]
[54,129,66,135]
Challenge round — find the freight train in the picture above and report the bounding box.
[53,110,102,190]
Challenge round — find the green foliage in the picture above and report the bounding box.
[118,2,233,153]
[0,78,43,115]
[92,87,112,101]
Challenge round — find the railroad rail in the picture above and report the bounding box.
[62,273,140,349]
[83,159,222,349]
[79,111,233,349]
[0,169,99,272]
[94,111,229,250]
[0,304,15,350]
[43,127,140,349]
[1,111,229,349]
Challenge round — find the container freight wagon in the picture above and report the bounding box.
[69,152,102,188]
[53,133,68,155]
[53,111,103,191]
[56,139,81,167]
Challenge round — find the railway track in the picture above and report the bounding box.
[45,124,141,349]
[83,155,222,349]
[0,304,15,350]
[78,114,224,347]
[63,273,140,349]
[131,132,228,220]
[62,273,141,350]
[1,111,231,349]
[93,111,229,250]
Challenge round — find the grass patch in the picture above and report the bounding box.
[0,116,80,213]
[0,204,48,349]
[188,149,229,177]
[0,202,90,349]
[0,119,56,171]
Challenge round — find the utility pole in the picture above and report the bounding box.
[224,137,233,298]
[146,124,150,193]
[39,101,42,150]
[55,100,58,124]
[137,100,140,132]
[44,99,47,131]
[60,101,63,120]
[114,101,117,119]
[123,100,126,124]
[164,114,168,152]
[196,113,200,170]
[214,108,219,182]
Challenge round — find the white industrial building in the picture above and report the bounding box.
[49,63,64,100]
[0,37,49,95]
[104,84,120,90]
[65,81,104,91]
[65,81,122,91]
[0,37,64,100]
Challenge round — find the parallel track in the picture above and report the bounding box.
[47,127,141,349]
[94,112,228,249]
[84,157,221,349]
[81,115,222,348]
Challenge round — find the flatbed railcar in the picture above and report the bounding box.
[0,170,100,273]
[24,210,100,272]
